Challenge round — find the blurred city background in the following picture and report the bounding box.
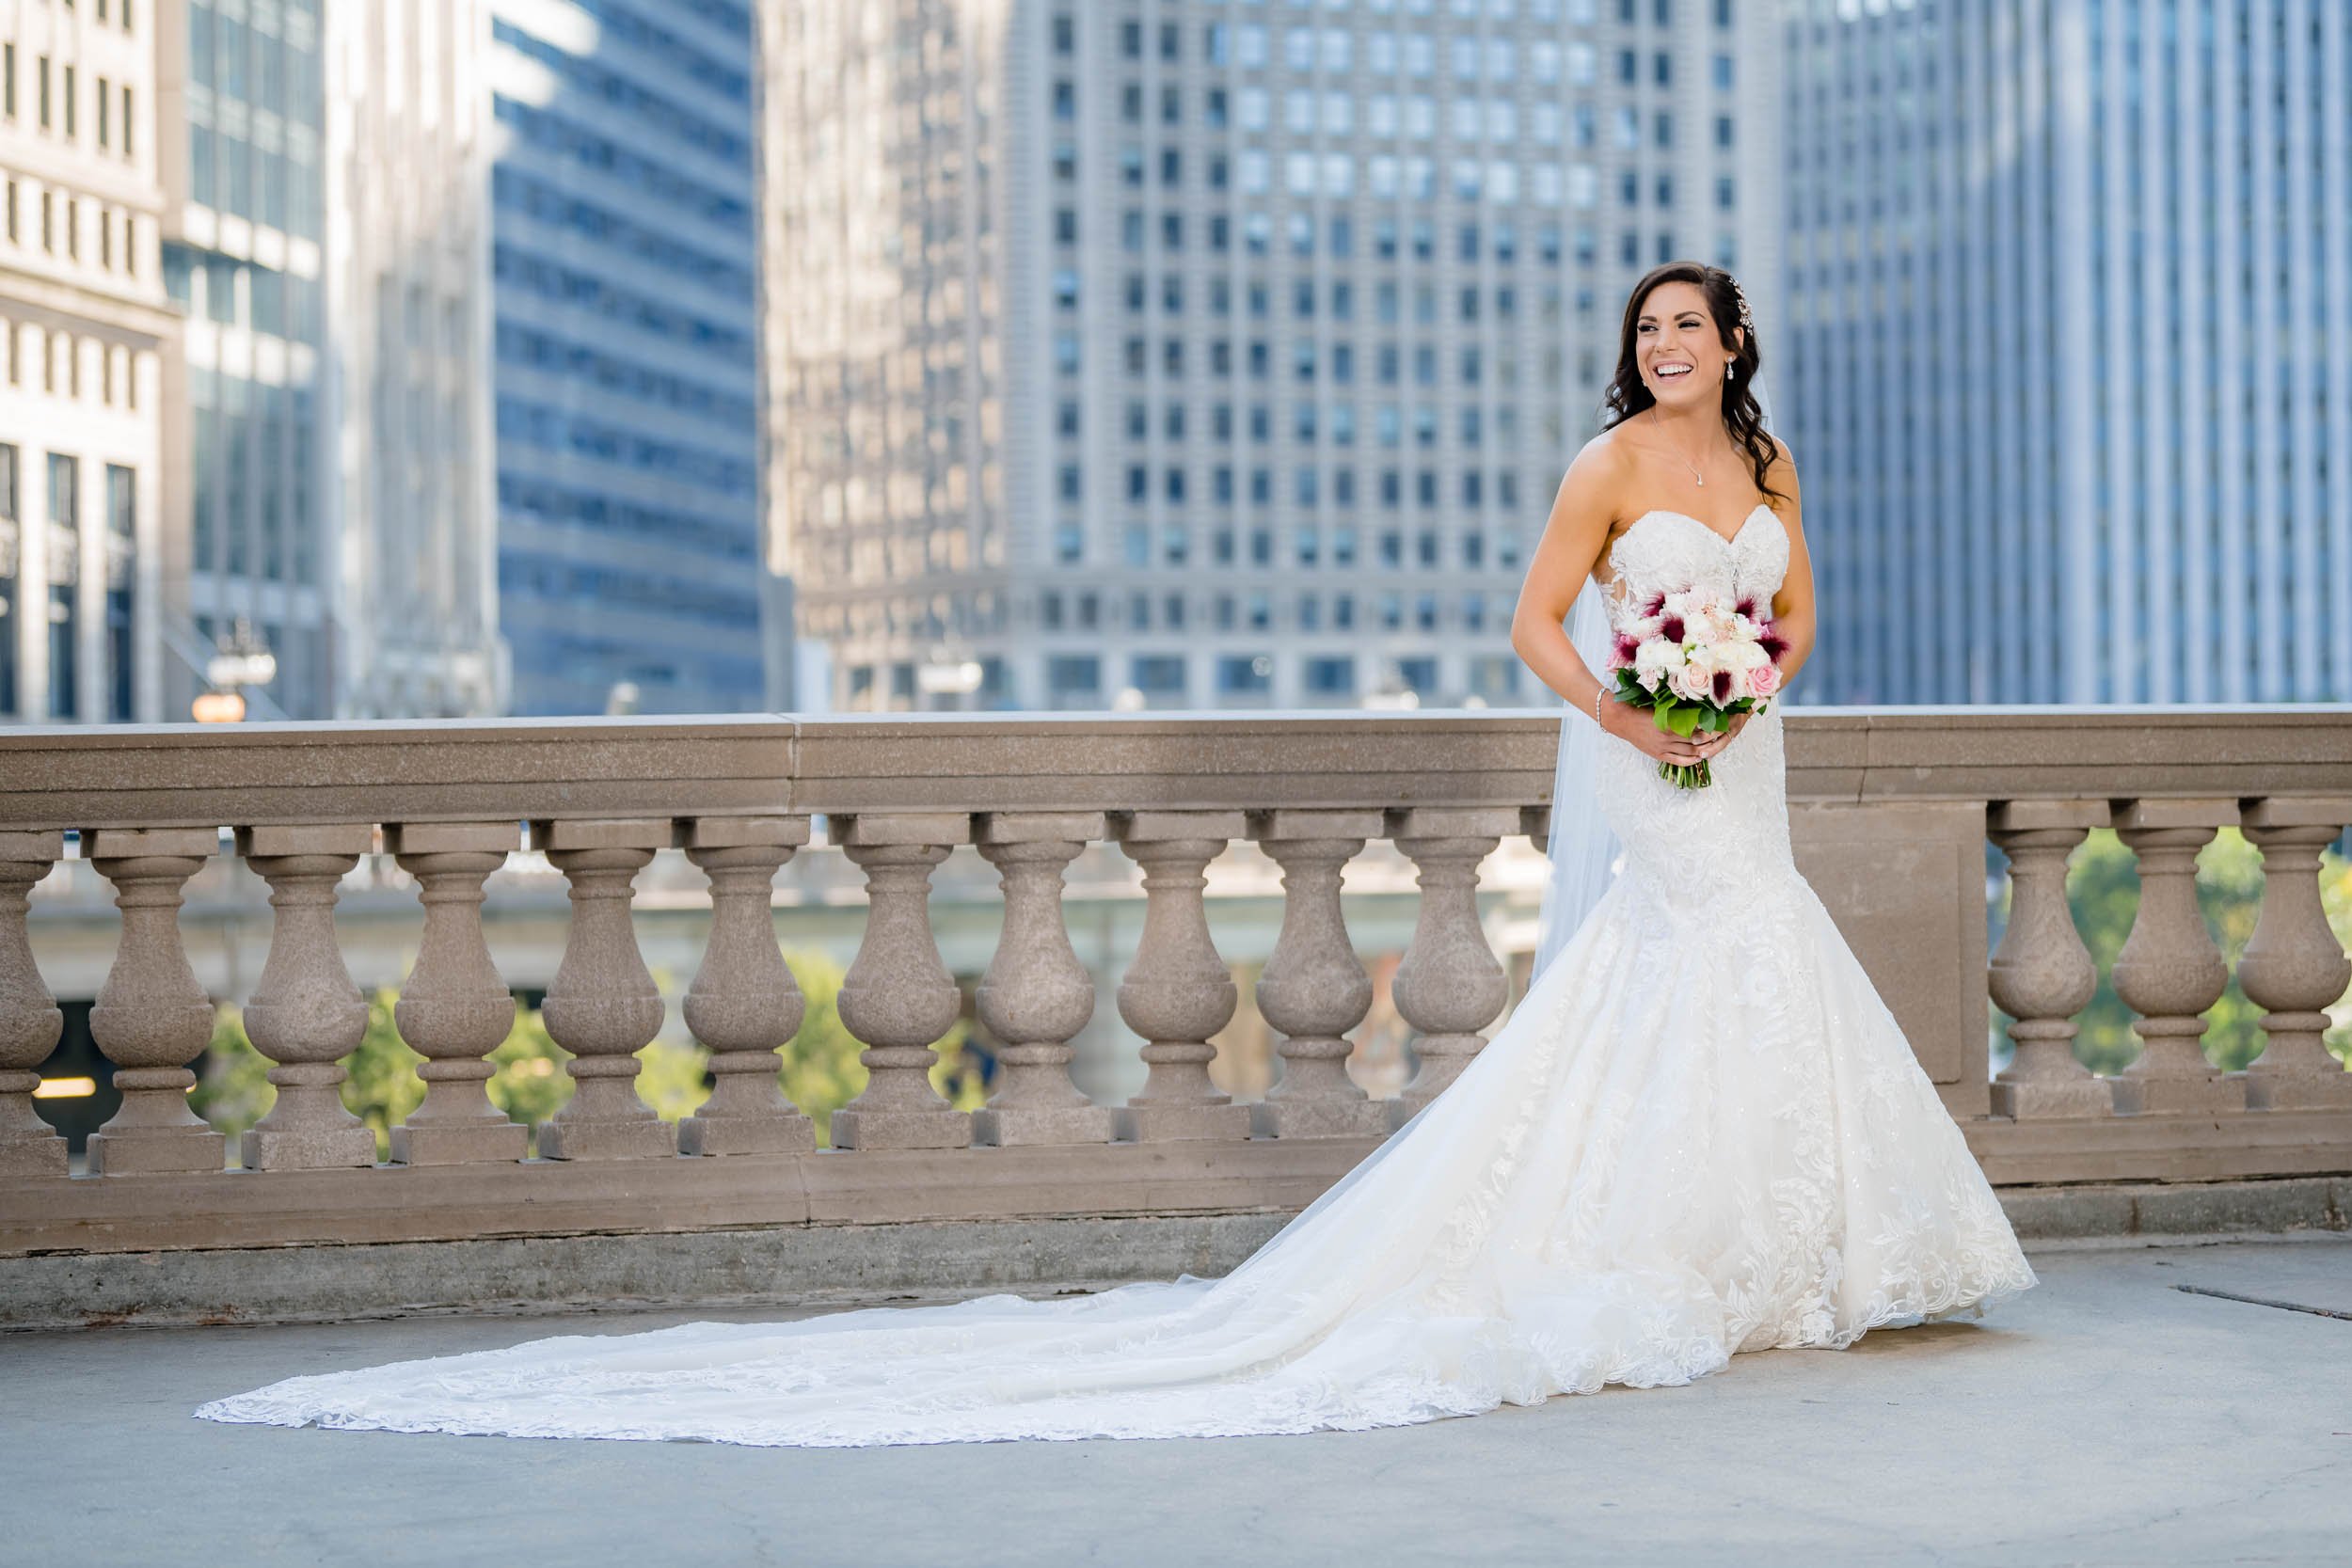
[5,0,2348,1146]
[6,0,2346,727]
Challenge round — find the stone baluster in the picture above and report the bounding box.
[1986,801,2114,1118]
[1387,807,1516,1128]
[534,819,675,1161]
[972,812,1114,1147]
[1247,809,1388,1138]
[385,822,525,1164]
[677,816,817,1156]
[0,832,66,1177]
[2107,800,2246,1115]
[2236,798,2352,1110]
[1109,812,1252,1142]
[83,828,222,1175]
[828,813,973,1149]
[233,826,376,1169]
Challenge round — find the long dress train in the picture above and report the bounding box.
[194,506,2036,1446]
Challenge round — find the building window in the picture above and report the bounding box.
[0,443,15,713]
[1131,654,1184,696]
[47,452,77,719]
[1217,655,1271,696]
[1048,656,1101,705]
[1305,656,1356,697]
[105,463,134,721]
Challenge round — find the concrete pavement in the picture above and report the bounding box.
[2,1235,2346,1567]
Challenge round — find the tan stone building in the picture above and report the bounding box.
[0,0,175,723]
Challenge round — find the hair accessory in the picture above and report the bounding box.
[1723,270,1756,346]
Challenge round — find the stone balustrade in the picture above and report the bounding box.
[0,707,2348,1282]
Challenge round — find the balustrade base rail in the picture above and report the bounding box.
[7,1110,2352,1264]
[1,1167,2345,1334]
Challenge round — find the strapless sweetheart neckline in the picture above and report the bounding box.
[1602,501,1779,589]
[1620,501,1775,554]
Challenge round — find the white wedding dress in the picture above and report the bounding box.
[195,506,2036,1447]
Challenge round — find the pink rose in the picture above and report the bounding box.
[1747,662,1781,698]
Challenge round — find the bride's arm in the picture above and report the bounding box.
[1511,443,1712,767]
[1762,436,1817,694]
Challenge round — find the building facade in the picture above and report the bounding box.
[1780,0,2352,705]
[763,0,1778,713]
[324,0,505,717]
[488,0,771,717]
[155,0,332,721]
[0,0,174,724]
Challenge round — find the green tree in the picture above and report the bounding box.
[186,1007,273,1158]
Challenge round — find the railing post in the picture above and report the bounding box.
[972,812,1115,1147]
[0,832,66,1178]
[1247,808,1388,1138]
[1387,806,1515,1128]
[828,813,974,1150]
[1109,811,1253,1143]
[1986,801,2114,1118]
[2236,798,2352,1110]
[677,816,818,1156]
[233,825,376,1169]
[534,818,675,1161]
[83,828,222,1175]
[386,822,525,1165]
[2108,799,2246,1115]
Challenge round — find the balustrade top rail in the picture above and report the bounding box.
[0,705,2346,831]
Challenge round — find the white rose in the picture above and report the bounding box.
[1718,638,1769,673]
[1632,639,1686,681]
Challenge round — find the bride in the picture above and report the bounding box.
[196,262,2036,1446]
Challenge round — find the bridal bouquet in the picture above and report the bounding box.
[1604,584,1788,789]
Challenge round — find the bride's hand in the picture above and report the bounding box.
[1603,699,1739,766]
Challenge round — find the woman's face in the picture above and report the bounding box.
[1634,280,1739,407]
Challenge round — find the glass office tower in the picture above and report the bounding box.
[1780,0,2352,705]
[488,0,771,716]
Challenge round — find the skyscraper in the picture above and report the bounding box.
[1,0,173,724]
[488,0,771,717]
[1780,0,2352,705]
[158,0,333,721]
[324,0,505,718]
[763,0,1777,713]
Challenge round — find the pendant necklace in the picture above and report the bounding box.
[1656,411,1708,486]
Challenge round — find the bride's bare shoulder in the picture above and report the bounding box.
[1555,428,1640,536]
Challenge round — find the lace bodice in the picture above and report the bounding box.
[1597,503,1789,632]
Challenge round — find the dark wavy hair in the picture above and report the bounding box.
[1599,261,1786,509]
